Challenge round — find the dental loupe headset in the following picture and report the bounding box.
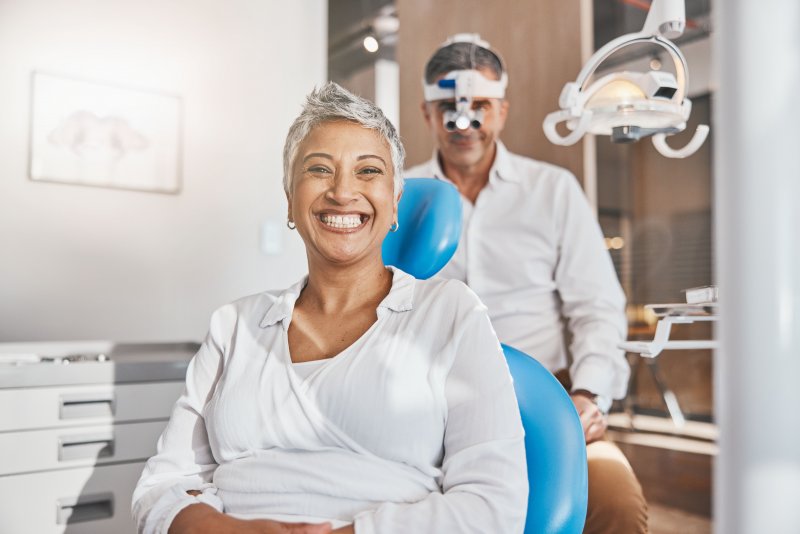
[543,0,709,158]
[423,34,508,132]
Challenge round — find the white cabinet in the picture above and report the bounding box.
[0,382,183,433]
[0,462,147,534]
[0,382,183,534]
[0,342,193,534]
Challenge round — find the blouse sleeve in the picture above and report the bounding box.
[353,295,529,533]
[131,308,228,534]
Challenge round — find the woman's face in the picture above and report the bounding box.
[288,120,398,268]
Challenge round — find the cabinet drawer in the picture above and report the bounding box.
[0,381,184,432]
[0,461,143,534]
[0,420,167,476]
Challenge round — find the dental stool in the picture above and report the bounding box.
[383,178,588,534]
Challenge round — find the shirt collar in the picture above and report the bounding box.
[429,140,517,185]
[491,140,517,183]
[259,266,415,329]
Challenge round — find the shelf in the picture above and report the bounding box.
[619,310,718,358]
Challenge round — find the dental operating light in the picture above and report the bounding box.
[423,34,508,132]
[543,0,709,158]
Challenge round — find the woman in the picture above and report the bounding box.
[132,83,528,534]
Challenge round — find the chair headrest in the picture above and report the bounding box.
[382,178,462,280]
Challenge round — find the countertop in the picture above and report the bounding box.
[0,342,198,388]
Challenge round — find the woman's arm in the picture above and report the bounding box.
[132,308,229,534]
[352,299,528,534]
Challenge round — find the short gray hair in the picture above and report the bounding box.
[424,42,505,84]
[283,82,404,197]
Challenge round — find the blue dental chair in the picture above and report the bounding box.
[383,178,588,534]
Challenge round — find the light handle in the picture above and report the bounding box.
[652,124,710,158]
[543,109,593,146]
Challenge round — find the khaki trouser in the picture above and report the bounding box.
[556,370,649,534]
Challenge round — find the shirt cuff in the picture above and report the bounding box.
[143,484,223,534]
[570,356,616,400]
[352,510,376,534]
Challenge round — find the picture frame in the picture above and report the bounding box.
[29,71,183,194]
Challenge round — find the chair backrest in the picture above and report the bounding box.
[383,178,588,534]
[382,178,462,280]
[502,344,588,534]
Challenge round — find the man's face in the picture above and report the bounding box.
[422,68,509,170]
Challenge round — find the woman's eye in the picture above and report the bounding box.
[307,166,331,174]
[358,167,383,177]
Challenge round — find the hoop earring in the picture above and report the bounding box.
[287,220,296,230]
[389,221,399,233]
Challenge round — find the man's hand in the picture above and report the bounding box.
[570,391,607,444]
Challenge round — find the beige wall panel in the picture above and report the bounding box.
[397,0,586,180]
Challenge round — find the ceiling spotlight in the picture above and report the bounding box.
[363,36,379,53]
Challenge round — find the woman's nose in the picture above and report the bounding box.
[326,174,359,204]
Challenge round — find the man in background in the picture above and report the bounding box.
[405,34,648,533]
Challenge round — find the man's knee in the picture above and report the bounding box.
[584,442,649,534]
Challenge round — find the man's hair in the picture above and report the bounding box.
[282,82,404,197]
[424,42,505,84]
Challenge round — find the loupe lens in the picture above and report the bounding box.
[455,115,471,130]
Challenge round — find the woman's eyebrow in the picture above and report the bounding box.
[302,152,333,162]
[357,154,387,166]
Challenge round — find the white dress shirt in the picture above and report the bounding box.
[131,267,527,534]
[406,142,629,401]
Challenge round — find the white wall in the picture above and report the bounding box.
[0,0,326,342]
[375,59,400,133]
[714,1,800,532]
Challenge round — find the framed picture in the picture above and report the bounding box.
[29,72,182,194]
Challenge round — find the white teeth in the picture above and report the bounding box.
[320,214,364,229]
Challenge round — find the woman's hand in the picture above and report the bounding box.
[244,518,333,533]
[169,503,332,534]
[331,526,355,534]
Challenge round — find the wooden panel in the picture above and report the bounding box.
[397,0,586,180]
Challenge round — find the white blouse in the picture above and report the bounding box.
[131,267,528,534]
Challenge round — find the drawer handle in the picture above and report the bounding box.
[56,492,114,524]
[59,392,116,419]
[58,432,115,462]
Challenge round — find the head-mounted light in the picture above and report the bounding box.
[542,0,709,158]
[422,34,508,132]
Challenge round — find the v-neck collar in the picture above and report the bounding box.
[259,266,416,330]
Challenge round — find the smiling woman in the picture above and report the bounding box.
[288,121,397,270]
[131,83,528,534]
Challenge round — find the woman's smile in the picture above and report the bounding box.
[316,211,370,233]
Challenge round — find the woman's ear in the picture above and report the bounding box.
[393,188,403,220]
